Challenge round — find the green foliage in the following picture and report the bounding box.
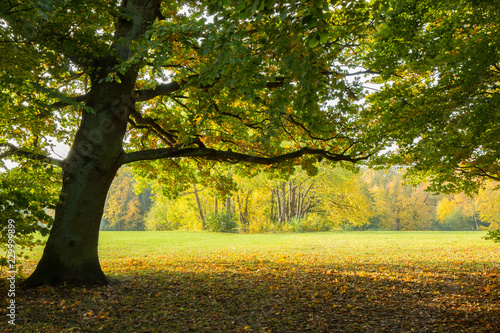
[125,0,373,194]
[144,200,181,231]
[205,212,238,233]
[287,215,331,233]
[483,229,500,243]
[363,0,500,193]
[0,162,59,265]
[440,209,476,231]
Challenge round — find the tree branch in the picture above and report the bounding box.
[128,108,178,145]
[134,80,184,102]
[49,94,89,110]
[47,75,287,108]
[455,165,500,181]
[0,143,63,167]
[122,145,369,166]
[133,76,287,102]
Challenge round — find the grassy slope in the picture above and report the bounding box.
[4,231,500,332]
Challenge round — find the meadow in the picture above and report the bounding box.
[3,231,500,332]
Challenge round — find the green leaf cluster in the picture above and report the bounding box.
[363,0,500,193]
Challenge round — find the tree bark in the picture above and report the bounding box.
[23,84,131,287]
[270,189,275,222]
[23,74,136,287]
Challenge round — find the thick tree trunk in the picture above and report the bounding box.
[22,162,119,287]
[23,81,132,288]
[22,0,161,288]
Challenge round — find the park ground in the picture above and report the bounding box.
[2,231,500,332]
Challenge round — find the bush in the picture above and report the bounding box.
[288,214,331,232]
[205,212,238,233]
[484,229,500,243]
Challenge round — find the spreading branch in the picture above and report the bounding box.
[122,145,369,166]
[455,165,500,181]
[0,143,63,167]
[47,74,285,108]
[49,94,89,110]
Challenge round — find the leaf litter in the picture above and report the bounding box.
[2,232,499,332]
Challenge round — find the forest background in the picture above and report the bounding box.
[102,165,500,233]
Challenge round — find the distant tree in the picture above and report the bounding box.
[102,167,150,231]
[271,178,316,224]
[436,191,496,231]
[441,209,476,231]
[367,169,436,231]
[315,166,373,228]
[476,182,500,230]
[145,188,204,231]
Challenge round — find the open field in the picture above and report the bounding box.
[2,231,500,332]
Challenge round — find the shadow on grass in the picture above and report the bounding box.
[5,261,500,333]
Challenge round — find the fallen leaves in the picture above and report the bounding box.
[1,232,499,332]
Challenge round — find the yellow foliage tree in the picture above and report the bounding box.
[476,182,500,230]
[367,169,436,231]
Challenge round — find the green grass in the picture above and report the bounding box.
[95,230,498,270]
[5,231,500,332]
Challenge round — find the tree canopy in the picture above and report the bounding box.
[0,0,377,287]
[362,0,500,193]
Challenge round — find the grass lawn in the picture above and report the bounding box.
[3,231,500,332]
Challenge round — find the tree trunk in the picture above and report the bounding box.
[269,189,276,221]
[193,183,205,227]
[22,161,119,287]
[276,187,283,223]
[225,196,232,215]
[281,181,287,222]
[23,80,133,288]
[22,0,161,288]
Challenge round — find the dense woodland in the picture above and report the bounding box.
[102,166,500,232]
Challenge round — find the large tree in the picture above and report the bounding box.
[1,0,373,287]
[362,0,500,194]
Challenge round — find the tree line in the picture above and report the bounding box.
[104,166,500,232]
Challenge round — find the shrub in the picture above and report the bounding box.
[205,212,238,233]
[483,229,500,243]
[288,214,331,232]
